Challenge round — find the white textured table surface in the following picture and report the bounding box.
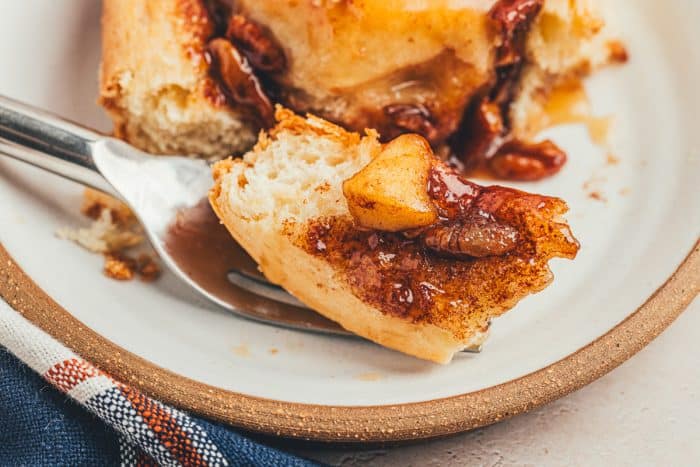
[294,298,699,466]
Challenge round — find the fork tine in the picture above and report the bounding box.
[227,269,308,308]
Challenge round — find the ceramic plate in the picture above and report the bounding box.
[0,0,698,442]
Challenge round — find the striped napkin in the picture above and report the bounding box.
[0,299,317,466]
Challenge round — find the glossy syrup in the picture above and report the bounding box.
[542,80,612,146]
[164,200,343,331]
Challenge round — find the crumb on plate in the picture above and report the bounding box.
[58,188,161,283]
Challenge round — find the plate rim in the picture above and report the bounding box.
[0,241,697,442]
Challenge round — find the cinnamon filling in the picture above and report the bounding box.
[300,163,578,321]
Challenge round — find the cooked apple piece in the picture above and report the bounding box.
[343,134,437,231]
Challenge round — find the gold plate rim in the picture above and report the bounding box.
[0,241,697,443]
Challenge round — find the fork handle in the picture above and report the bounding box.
[0,95,115,194]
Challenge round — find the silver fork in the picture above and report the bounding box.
[0,96,483,352]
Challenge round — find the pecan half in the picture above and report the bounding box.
[488,139,567,181]
[422,216,519,259]
[206,38,274,126]
[226,15,286,73]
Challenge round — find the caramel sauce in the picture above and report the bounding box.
[164,200,344,331]
[226,15,286,74]
[300,168,579,336]
[282,49,485,148]
[489,0,545,114]
[201,3,278,128]
[206,38,274,127]
[542,80,612,146]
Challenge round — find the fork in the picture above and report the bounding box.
[0,95,483,352]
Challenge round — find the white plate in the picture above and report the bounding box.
[0,0,698,416]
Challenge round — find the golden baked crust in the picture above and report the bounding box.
[99,0,257,157]
[100,0,212,103]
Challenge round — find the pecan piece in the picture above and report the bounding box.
[489,0,544,68]
[489,0,544,108]
[457,99,505,168]
[136,254,161,282]
[206,38,274,126]
[384,104,440,143]
[226,15,286,73]
[103,253,136,281]
[422,217,519,259]
[203,0,232,36]
[453,0,548,175]
[488,139,567,181]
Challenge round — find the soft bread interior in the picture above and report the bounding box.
[513,0,626,137]
[100,0,257,157]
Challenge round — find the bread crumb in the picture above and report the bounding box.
[583,173,607,203]
[81,188,135,225]
[102,252,161,282]
[607,40,629,63]
[136,254,161,282]
[587,191,606,202]
[314,182,331,193]
[269,347,279,355]
[58,189,161,283]
[56,209,143,253]
[606,153,620,166]
[104,253,136,280]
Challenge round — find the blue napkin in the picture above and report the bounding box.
[0,348,318,466]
